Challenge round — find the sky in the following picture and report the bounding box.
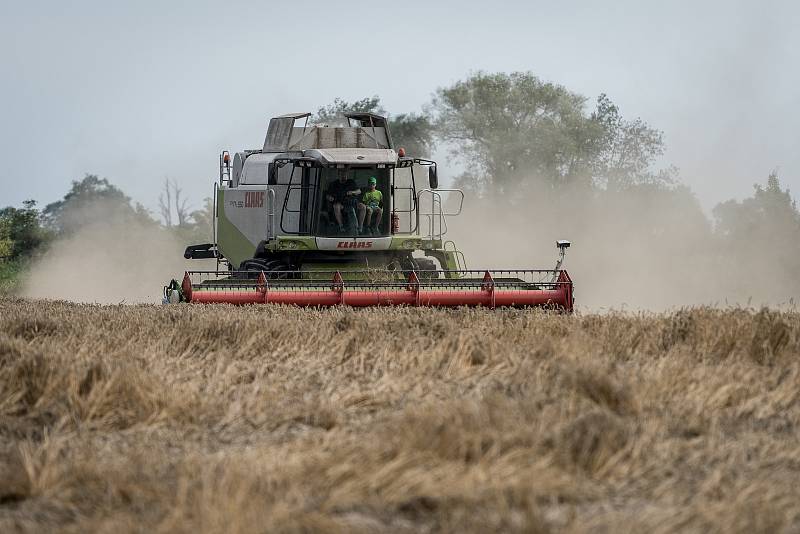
[1,0,798,215]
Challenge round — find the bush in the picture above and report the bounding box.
[0,259,24,295]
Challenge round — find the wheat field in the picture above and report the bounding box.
[0,298,799,533]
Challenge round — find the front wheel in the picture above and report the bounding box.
[397,256,440,280]
[238,259,298,279]
[413,258,440,280]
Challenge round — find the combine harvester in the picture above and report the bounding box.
[164,112,574,310]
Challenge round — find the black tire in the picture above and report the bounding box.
[413,258,440,280]
[238,259,277,279]
[238,258,299,280]
[396,257,439,280]
[266,262,295,280]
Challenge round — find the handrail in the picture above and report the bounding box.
[213,182,218,247]
[444,240,467,270]
[417,188,464,216]
[415,188,464,240]
[266,189,276,238]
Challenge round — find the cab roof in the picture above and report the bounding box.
[304,148,397,166]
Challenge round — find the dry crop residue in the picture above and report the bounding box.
[0,299,799,532]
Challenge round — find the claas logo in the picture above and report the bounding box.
[244,191,264,208]
[337,241,373,249]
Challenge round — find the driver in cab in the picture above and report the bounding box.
[327,169,364,234]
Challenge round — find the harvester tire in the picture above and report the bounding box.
[413,258,439,280]
[239,259,299,280]
[266,262,295,280]
[238,259,269,278]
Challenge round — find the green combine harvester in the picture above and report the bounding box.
[165,112,574,309]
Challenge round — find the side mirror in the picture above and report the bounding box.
[268,164,277,185]
[428,166,438,189]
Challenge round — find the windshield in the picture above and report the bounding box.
[318,167,390,238]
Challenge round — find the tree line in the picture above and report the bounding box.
[0,176,213,291]
[2,71,799,296]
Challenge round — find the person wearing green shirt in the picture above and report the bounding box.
[358,176,383,235]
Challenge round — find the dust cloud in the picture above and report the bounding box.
[22,208,212,304]
[21,186,797,310]
[448,187,797,311]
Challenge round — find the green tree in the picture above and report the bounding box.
[433,72,665,196]
[0,200,50,260]
[0,200,50,293]
[713,171,800,292]
[714,171,800,240]
[313,97,385,125]
[433,72,597,193]
[389,113,435,158]
[591,94,666,190]
[313,97,436,157]
[43,174,156,235]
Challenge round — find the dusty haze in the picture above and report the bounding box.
[449,188,797,310]
[21,208,213,304]
[20,185,798,310]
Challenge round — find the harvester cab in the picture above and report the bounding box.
[170,111,574,310]
[186,112,464,275]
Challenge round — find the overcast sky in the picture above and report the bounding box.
[1,0,798,214]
